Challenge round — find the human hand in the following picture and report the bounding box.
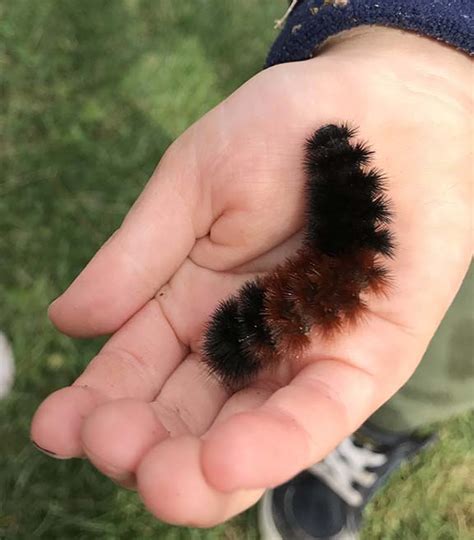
[31,28,472,526]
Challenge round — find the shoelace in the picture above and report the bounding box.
[308,437,388,506]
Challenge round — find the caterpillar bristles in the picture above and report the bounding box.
[202,123,394,389]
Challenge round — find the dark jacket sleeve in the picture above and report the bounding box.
[266,0,473,68]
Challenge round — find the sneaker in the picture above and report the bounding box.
[0,331,15,398]
[258,425,436,539]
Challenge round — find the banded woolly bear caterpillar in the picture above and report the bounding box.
[202,124,394,388]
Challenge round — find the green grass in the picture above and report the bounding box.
[0,1,472,538]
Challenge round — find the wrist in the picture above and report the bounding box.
[316,26,472,109]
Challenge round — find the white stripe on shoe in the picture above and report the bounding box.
[308,437,387,507]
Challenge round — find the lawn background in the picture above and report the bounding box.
[0,1,472,538]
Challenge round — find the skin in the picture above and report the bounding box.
[31,27,472,527]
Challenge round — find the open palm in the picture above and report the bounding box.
[31,30,472,526]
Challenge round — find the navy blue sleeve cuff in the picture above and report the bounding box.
[266,0,473,68]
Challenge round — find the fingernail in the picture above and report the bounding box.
[32,440,59,458]
[47,298,60,313]
[111,472,137,491]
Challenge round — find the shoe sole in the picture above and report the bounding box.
[258,490,284,540]
[258,489,359,539]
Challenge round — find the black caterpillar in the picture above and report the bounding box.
[202,124,394,388]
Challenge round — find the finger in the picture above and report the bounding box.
[201,320,420,492]
[137,435,263,527]
[31,386,106,458]
[210,384,274,424]
[81,366,278,524]
[82,369,273,513]
[31,298,186,457]
[80,399,166,489]
[151,354,228,436]
[36,256,255,460]
[80,354,228,482]
[49,138,202,337]
[133,384,275,523]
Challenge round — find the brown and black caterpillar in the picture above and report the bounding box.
[202,124,394,388]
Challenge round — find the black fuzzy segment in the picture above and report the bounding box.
[238,281,274,348]
[202,281,274,388]
[304,124,393,257]
[202,123,395,388]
